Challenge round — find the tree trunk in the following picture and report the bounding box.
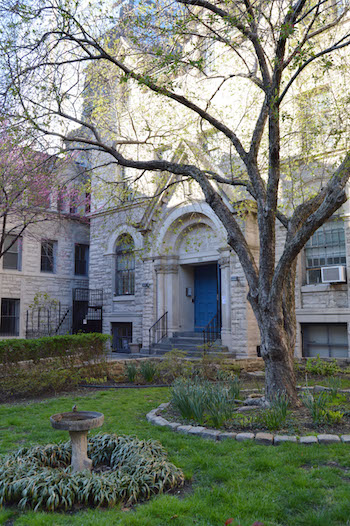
[260,320,298,405]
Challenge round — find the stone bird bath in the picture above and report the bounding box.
[50,407,104,472]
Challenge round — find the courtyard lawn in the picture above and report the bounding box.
[0,388,349,526]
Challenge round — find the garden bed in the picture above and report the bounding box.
[159,390,350,436]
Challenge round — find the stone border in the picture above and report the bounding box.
[147,403,350,445]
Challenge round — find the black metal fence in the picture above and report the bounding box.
[25,303,72,339]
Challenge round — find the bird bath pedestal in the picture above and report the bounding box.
[50,409,104,472]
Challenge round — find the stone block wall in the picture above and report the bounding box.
[0,218,89,338]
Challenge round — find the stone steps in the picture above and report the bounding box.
[149,331,229,356]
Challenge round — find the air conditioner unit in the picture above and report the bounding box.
[321,266,347,283]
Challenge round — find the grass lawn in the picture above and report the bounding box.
[0,387,349,526]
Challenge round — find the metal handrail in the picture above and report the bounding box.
[149,311,168,349]
[55,307,71,334]
[203,311,221,345]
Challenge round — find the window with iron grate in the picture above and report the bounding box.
[0,298,20,336]
[115,234,135,295]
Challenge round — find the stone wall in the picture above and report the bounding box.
[0,219,89,338]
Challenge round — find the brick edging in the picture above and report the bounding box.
[146,403,350,445]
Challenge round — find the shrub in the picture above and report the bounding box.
[125,362,138,383]
[0,364,82,397]
[0,334,111,400]
[0,333,110,368]
[139,360,158,383]
[198,350,224,380]
[157,349,192,382]
[305,355,340,377]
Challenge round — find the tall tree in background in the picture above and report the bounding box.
[2,0,350,402]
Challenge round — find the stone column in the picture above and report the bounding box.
[219,252,232,352]
[163,258,179,336]
[154,260,166,320]
[70,431,92,472]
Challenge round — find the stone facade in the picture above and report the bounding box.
[87,187,350,358]
[0,218,89,338]
[88,186,262,356]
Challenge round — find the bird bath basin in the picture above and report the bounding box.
[50,408,104,472]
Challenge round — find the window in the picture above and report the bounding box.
[57,189,65,213]
[75,244,89,276]
[0,298,20,336]
[302,323,348,358]
[305,221,346,284]
[69,195,78,215]
[41,240,56,273]
[115,234,135,295]
[85,192,91,214]
[2,235,21,270]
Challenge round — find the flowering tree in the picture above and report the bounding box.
[2,0,350,402]
[0,129,57,258]
[0,128,89,261]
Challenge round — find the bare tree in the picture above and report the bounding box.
[3,0,350,402]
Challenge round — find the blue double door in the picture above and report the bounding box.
[194,264,220,332]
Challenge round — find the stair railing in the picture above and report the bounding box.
[203,311,221,346]
[149,312,168,349]
[55,307,71,334]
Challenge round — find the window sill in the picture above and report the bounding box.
[301,283,347,293]
[113,295,135,301]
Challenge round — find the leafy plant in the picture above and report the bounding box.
[125,362,138,383]
[305,355,340,377]
[0,434,184,511]
[324,409,344,425]
[257,392,290,431]
[227,375,240,400]
[303,390,330,424]
[139,360,158,383]
[171,377,207,424]
[326,376,342,397]
[205,382,234,428]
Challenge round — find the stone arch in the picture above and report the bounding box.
[105,224,143,255]
[154,203,227,257]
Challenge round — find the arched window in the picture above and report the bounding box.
[115,234,135,295]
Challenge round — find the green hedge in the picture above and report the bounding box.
[0,333,111,365]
